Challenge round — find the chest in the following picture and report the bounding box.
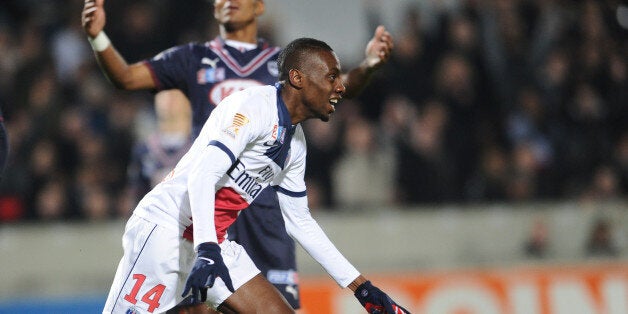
[193,49,279,106]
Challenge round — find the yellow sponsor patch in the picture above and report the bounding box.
[224,113,250,137]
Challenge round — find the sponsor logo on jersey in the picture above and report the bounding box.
[267,269,299,285]
[277,126,286,144]
[223,113,249,138]
[197,67,225,84]
[227,161,275,199]
[125,307,139,314]
[201,57,220,68]
[208,79,264,105]
[267,60,279,77]
[264,125,286,147]
[286,285,299,300]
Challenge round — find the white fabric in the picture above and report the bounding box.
[278,193,360,288]
[103,215,260,313]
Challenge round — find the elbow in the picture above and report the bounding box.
[110,75,145,91]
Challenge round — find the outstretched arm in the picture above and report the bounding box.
[342,25,394,98]
[277,193,411,313]
[82,0,155,90]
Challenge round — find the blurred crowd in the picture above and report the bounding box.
[0,0,626,223]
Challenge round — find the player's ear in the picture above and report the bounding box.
[254,0,265,16]
[288,69,303,89]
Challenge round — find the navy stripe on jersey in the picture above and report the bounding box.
[209,140,236,164]
[274,185,307,198]
[264,84,296,169]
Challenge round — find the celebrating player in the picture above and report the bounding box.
[101,37,409,314]
[83,0,393,311]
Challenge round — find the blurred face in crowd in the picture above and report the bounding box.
[214,0,264,31]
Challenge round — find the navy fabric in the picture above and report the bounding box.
[227,187,300,308]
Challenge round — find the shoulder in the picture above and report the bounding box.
[218,85,277,115]
[152,42,209,61]
[234,85,276,102]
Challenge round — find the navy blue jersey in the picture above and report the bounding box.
[146,37,281,137]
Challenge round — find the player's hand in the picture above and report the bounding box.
[182,242,235,304]
[364,25,394,69]
[82,0,106,38]
[354,281,411,314]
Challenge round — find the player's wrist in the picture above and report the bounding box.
[88,31,111,52]
[360,58,379,75]
[196,242,220,255]
[348,275,368,292]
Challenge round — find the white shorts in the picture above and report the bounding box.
[103,215,260,314]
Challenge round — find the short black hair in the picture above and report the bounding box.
[277,38,334,81]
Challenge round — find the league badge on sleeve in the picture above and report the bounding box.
[223,112,250,138]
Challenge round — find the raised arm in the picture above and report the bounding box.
[82,0,155,90]
[342,25,394,98]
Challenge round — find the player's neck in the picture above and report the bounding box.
[280,86,307,125]
[220,25,258,44]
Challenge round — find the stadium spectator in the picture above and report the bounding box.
[585,217,620,258]
[523,218,550,259]
[331,110,395,209]
[0,0,623,225]
[126,90,193,205]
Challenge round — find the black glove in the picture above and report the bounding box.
[182,242,235,304]
[354,280,411,314]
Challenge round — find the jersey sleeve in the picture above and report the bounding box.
[276,126,360,288]
[145,43,196,92]
[200,90,267,156]
[188,144,232,246]
[187,89,268,246]
[277,193,360,288]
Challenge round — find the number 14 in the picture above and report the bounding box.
[124,274,166,313]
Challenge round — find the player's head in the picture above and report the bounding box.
[213,0,265,32]
[279,38,345,122]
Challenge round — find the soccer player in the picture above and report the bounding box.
[82,0,393,311]
[127,90,193,204]
[102,37,409,314]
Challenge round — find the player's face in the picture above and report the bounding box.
[214,0,263,30]
[300,50,345,122]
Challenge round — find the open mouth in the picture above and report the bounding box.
[329,99,339,112]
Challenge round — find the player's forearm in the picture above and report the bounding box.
[92,46,151,90]
[278,193,361,287]
[341,60,377,99]
[88,33,154,91]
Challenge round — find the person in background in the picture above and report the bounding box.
[127,90,193,205]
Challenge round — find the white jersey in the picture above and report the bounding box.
[134,84,359,287]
